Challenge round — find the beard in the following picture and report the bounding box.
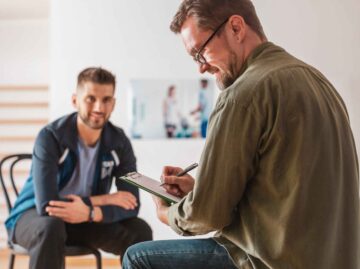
[216,51,242,90]
[79,113,108,130]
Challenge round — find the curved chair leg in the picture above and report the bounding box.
[8,253,15,269]
[94,251,102,269]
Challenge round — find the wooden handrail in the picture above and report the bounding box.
[0,119,48,125]
[0,102,48,108]
[0,136,36,142]
[0,85,48,91]
[1,170,30,176]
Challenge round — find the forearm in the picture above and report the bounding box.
[89,192,138,223]
[89,193,114,206]
[89,192,136,207]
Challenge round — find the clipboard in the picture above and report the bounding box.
[119,172,181,204]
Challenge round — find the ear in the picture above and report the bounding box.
[71,93,78,109]
[228,15,246,42]
[111,98,116,112]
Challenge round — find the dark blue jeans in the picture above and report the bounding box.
[122,238,238,269]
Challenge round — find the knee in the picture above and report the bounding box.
[122,246,135,269]
[36,217,66,242]
[131,218,153,242]
[122,242,150,269]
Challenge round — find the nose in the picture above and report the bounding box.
[93,100,105,112]
[198,62,210,74]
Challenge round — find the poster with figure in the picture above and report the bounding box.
[130,79,216,139]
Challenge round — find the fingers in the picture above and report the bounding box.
[118,192,137,204]
[151,195,161,204]
[152,195,169,207]
[46,206,67,218]
[162,184,182,196]
[162,175,181,185]
[152,195,170,225]
[48,200,69,207]
[114,191,138,209]
[121,200,136,210]
[162,166,182,176]
[125,195,138,207]
[118,198,137,210]
[122,192,137,201]
[162,174,194,184]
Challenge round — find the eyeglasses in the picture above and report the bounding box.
[194,18,229,65]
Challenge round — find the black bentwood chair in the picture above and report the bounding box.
[0,154,102,269]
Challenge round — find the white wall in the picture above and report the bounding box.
[254,0,360,150]
[0,19,49,84]
[50,0,207,240]
[50,0,360,241]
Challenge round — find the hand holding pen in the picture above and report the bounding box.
[160,163,198,198]
[160,163,198,186]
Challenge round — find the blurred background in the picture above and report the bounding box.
[0,0,359,266]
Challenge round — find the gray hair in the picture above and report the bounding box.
[170,0,266,39]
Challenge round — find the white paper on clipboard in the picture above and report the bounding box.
[119,172,182,204]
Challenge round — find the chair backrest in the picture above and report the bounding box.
[0,154,32,213]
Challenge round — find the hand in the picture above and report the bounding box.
[108,191,138,210]
[46,194,90,224]
[152,195,169,225]
[161,166,195,198]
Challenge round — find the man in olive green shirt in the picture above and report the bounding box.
[122,1,359,268]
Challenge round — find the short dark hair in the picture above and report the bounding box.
[170,0,266,40]
[77,67,116,90]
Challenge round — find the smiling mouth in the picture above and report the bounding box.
[213,69,223,79]
[207,66,219,75]
[90,113,105,119]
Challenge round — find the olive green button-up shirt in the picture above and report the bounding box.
[168,42,359,269]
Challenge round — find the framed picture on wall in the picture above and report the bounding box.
[129,78,216,139]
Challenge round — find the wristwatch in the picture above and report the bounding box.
[88,205,95,222]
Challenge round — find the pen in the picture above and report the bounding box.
[160,163,198,186]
